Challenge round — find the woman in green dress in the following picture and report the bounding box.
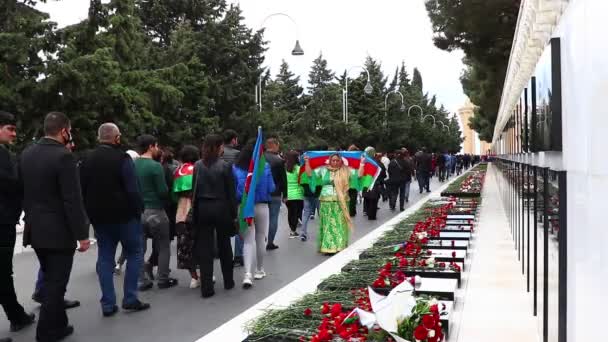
[304,153,365,254]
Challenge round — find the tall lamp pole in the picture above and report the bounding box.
[342,65,373,123]
[256,13,304,112]
[384,90,405,128]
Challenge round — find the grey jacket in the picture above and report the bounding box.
[222,145,240,165]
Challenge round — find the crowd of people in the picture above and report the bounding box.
[0,110,480,342]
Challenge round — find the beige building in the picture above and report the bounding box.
[458,98,490,155]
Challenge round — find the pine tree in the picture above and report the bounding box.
[412,67,423,95]
[0,1,58,148]
[308,52,335,93]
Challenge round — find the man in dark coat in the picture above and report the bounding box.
[80,123,150,317]
[387,150,413,211]
[414,147,432,193]
[0,111,35,342]
[20,112,91,342]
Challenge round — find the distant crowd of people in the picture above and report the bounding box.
[0,110,480,342]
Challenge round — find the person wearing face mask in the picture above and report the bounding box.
[79,123,149,317]
[133,134,177,291]
[20,112,91,342]
[0,111,36,342]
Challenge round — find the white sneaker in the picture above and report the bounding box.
[189,278,201,289]
[243,273,253,289]
[254,269,266,280]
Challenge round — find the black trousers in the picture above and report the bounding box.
[363,197,379,220]
[348,189,358,217]
[0,225,28,324]
[34,248,75,341]
[389,182,407,210]
[286,200,303,232]
[195,200,233,295]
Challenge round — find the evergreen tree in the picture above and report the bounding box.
[412,67,423,94]
[0,0,59,147]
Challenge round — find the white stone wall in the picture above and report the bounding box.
[553,1,608,340]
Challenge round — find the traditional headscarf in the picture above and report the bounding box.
[327,153,354,229]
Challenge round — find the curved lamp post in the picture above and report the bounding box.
[384,90,405,112]
[407,105,424,118]
[439,121,451,133]
[256,13,304,112]
[422,114,436,128]
[342,65,373,123]
[384,90,405,128]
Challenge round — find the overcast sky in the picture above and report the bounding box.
[37,0,467,116]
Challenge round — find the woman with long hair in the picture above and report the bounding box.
[192,134,236,298]
[304,153,365,254]
[232,142,275,288]
[284,151,304,239]
[173,145,200,289]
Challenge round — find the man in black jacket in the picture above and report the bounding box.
[0,111,35,342]
[20,112,90,342]
[80,123,150,317]
[414,147,432,193]
[264,138,287,249]
[387,150,410,211]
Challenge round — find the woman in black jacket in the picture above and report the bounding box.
[192,134,236,298]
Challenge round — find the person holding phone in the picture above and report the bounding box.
[20,112,91,342]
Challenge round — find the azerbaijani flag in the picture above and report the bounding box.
[173,163,195,194]
[299,151,381,190]
[238,127,266,234]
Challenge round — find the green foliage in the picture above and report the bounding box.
[425,0,520,142]
[4,0,463,153]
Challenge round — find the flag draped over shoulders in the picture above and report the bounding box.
[298,151,381,190]
[173,163,195,194]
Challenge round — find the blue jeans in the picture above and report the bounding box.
[234,234,244,257]
[300,197,319,237]
[34,268,44,297]
[267,197,282,245]
[94,219,143,312]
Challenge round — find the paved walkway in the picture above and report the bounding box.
[456,164,540,342]
[2,176,451,342]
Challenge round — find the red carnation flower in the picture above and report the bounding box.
[330,303,342,318]
[373,278,386,288]
[430,304,439,314]
[383,261,393,271]
[452,251,457,258]
[413,325,428,340]
[321,302,330,314]
[304,308,313,316]
[451,240,455,247]
[422,314,436,329]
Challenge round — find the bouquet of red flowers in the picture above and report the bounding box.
[396,298,444,342]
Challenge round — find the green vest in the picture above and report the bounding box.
[286,166,304,200]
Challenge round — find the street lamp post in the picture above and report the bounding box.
[407,105,424,118]
[422,114,436,128]
[384,90,405,128]
[342,65,373,123]
[256,13,304,112]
